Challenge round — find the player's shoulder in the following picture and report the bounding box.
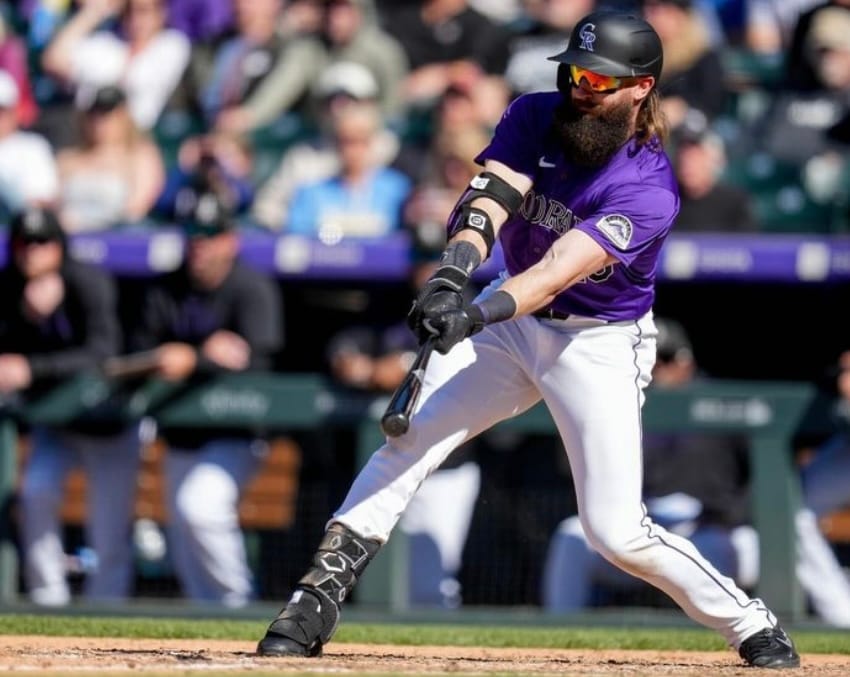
[628,139,678,192]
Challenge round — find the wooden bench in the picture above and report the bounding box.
[57,435,302,531]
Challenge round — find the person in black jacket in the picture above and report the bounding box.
[128,188,283,607]
[0,206,141,606]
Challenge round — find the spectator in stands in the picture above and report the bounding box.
[41,0,190,132]
[434,68,507,134]
[745,0,822,56]
[325,236,481,607]
[504,0,596,97]
[398,67,508,182]
[174,0,324,136]
[0,206,141,606]
[311,0,409,124]
[127,187,283,607]
[166,0,234,43]
[251,63,401,231]
[403,123,490,250]
[0,11,39,128]
[20,0,72,52]
[641,0,731,128]
[56,84,165,232]
[154,130,255,221]
[670,110,759,232]
[0,70,59,217]
[285,100,411,239]
[784,1,850,91]
[378,0,512,111]
[542,317,850,626]
[753,6,850,206]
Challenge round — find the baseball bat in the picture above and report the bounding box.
[100,350,161,379]
[380,335,437,437]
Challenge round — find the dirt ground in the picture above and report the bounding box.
[0,636,848,676]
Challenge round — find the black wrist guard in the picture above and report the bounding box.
[470,290,517,326]
[427,240,482,293]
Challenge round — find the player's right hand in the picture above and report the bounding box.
[407,285,463,345]
[421,305,484,355]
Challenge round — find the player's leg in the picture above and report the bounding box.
[537,315,795,663]
[164,439,264,606]
[543,514,639,611]
[18,426,79,606]
[77,425,142,601]
[258,320,541,656]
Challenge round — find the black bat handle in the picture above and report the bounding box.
[380,336,436,437]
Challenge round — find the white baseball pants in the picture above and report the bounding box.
[333,277,780,647]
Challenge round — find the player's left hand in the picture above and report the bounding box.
[422,306,484,355]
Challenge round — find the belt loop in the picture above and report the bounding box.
[533,308,571,321]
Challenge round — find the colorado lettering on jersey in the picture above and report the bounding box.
[519,189,580,235]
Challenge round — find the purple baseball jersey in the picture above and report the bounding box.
[475,92,680,322]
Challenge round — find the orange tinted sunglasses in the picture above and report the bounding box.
[569,64,636,93]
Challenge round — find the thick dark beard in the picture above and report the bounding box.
[553,96,633,167]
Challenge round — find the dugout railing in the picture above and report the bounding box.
[0,372,836,622]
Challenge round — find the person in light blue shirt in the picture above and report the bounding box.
[285,101,411,240]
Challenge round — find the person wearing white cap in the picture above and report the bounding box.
[0,69,59,214]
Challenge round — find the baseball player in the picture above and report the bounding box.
[256,10,799,669]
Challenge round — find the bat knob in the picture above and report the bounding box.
[380,413,409,438]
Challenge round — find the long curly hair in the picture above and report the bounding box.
[636,89,669,148]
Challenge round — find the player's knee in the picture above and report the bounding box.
[585,526,651,574]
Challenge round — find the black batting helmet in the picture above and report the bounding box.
[548,10,663,81]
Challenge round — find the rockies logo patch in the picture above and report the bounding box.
[596,214,633,250]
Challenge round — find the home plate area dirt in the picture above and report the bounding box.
[0,636,847,675]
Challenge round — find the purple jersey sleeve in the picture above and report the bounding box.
[473,91,681,322]
[575,181,679,267]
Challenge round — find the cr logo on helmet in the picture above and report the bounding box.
[579,23,597,52]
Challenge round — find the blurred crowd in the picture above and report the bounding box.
[1,0,850,616]
[0,0,846,239]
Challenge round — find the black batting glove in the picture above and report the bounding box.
[422,305,485,355]
[407,282,463,345]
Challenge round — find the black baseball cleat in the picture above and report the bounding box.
[738,627,800,669]
[256,633,319,658]
[256,588,339,657]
